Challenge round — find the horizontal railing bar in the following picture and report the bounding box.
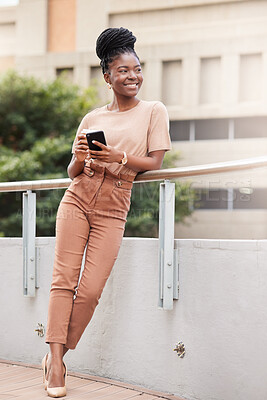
[135,156,267,182]
[1,156,267,192]
[0,178,71,192]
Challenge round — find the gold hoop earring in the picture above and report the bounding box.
[107,83,112,90]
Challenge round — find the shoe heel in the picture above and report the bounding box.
[47,360,67,398]
[41,354,48,390]
[63,361,67,384]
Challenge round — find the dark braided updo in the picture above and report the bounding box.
[96,27,138,74]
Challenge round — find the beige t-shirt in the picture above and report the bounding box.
[71,100,172,176]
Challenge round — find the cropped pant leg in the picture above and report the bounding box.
[45,197,90,345]
[45,166,132,349]
[65,212,125,349]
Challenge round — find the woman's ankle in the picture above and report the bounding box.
[63,345,69,357]
[49,343,64,359]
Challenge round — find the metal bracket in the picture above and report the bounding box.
[174,341,185,358]
[23,190,36,297]
[158,180,178,310]
[35,322,45,337]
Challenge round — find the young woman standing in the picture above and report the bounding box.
[43,27,171,398]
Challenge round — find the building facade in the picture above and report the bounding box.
[1,0,267,238]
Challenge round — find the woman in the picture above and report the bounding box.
[43,27,171,398]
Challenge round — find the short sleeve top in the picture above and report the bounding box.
[71,100,172,177]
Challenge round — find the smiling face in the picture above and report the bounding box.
[104,52,143,99]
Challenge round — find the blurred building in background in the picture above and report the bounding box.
[1,0,267,239]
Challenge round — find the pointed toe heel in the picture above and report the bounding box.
[41,354,49,390]
[47,386,67,398]
[47,361,67,398]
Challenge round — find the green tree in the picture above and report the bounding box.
[0,70,195,238]
[124,151,195,237]
[0,70,97,236]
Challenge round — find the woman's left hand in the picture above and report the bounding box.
[89,141,123,164]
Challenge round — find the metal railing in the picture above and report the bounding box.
[1,156,267,307]
[1,156,267,192]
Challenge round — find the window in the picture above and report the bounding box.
[195,119,228,140]
[194,188,267,210]
[162,60,182,106]
[170,117,267,141]
[233,188,267,209]
[239,54,262,102]
[199,57,221,104]
[170,121,190,141]
[234,117,267,138]
[170,118,229,141]
[56,68,74,81]
[194,189,228,210]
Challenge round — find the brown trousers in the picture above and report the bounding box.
[45,162,133,349]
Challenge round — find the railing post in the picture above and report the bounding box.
[158,179,178,310]
[23,190,36,297]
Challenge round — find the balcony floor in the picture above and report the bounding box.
[0,360,184,400]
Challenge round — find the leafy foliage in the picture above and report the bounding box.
[0,70,97,237]
[0,71,95,151]
[0,70,194,238]
[125,152,195,237]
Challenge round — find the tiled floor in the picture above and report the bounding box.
[0,360,184,400]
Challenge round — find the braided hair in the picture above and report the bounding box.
[96,27,138,74]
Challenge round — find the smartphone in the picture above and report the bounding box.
[82,129,107,151]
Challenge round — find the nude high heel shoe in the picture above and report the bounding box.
[47,361,67,398]
[41,354,49,390]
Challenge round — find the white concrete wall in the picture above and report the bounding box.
[175,210,267,239]
[0,237,267,400]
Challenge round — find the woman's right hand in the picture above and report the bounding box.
[74,133,89,162]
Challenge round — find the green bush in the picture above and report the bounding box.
[0,70,194,238]
[0,71,97,237]
[125,151,195,237]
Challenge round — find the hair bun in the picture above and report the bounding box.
[96,27,136,60]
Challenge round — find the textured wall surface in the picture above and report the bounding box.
[0,237,266,400]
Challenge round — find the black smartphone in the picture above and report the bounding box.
[85,130,107,151]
